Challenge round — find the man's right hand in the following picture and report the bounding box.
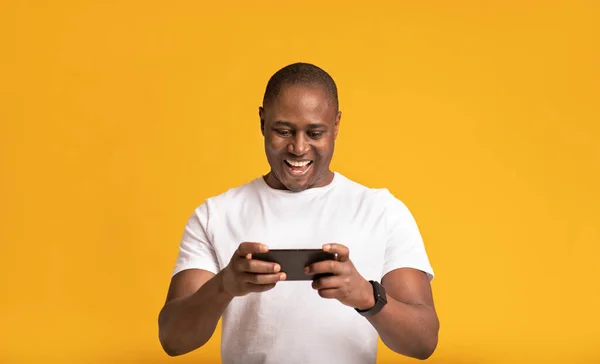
[219,242,286,297]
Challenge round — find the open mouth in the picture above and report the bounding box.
[284,159,313,176]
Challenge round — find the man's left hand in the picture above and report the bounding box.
[305,243,375,310]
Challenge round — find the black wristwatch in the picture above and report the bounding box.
[355,280,387,317]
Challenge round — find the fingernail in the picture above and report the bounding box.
[274,264,280,272]
[261,244,268,252]
[280,273,286,281]
[323,244,331,251]
[304,267,310,274]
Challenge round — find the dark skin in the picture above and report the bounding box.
[260,83,341,192]
[307,244,439,359]
[158,82,439,360]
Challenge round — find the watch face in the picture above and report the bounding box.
[355,281,387,317]
[355,281,388,316]
[373,281,387,304]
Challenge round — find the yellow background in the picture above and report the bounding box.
[1,1,599,363]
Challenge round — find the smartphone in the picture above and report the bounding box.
[252,249,338,281]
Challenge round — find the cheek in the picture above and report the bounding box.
[314,142,334,160]
[265,137,287,155]
[265,134,278,147]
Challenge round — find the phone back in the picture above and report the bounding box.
[252,249,337,281]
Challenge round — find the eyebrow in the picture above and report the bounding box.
[273,121,327,129]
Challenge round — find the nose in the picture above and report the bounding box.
[288,133,310,156]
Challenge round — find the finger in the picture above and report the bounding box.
[316,288,339,299]
[242,272,287,285]
[305,259,347,276]
[236,242,268,257]
[246,283,277,293]
[311,275,344,290]
[235,258,281,274]
[323,243,349,262]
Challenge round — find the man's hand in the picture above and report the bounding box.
[220,242,286,297]
[305,243,374,310]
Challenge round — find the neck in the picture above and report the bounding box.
[263,170,335,191]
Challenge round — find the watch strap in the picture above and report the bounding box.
[355,280,387,317]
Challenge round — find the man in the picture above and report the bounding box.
[158,62,439,363]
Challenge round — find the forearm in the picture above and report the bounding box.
[367,295,439,360]
[158,271,233,356]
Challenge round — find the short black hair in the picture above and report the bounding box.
[262,62,339,111]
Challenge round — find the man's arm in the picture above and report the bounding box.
[158,269,232,356]
[158,242,285,357]
[366,267,439,360]
[307,244,439,360]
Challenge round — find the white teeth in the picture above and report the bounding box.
[286,160,310,167]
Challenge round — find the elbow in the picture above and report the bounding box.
[158,312,189,357]
[160,336,209,358]
[159,330,194,357]
[413,332,439,360]
[414,313,440,360]
[162,346,186,358]
[414,342,437,360]
[158,320,209,357]
[159,329,182,357]
[161,343,180,357]
[386,332,438,360]
[157,305,213,357]
[391,321,438,360]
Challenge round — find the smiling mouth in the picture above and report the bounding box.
[284,159,313,176]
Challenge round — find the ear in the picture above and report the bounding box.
[333,110,342,139]
[259,106,265,136]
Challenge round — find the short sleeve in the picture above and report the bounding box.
[171,202,220,278]
[382,190,435,281]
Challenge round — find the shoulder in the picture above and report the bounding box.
[191,177,263,217]
[335,173,415,221]
[209,177,262,202]
[336,173,404,206]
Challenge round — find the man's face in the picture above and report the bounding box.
[260,83,341,192]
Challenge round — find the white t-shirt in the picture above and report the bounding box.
[171,172,434,364]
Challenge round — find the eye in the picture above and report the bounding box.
[308,131,324,139]
[275,129,292,137]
